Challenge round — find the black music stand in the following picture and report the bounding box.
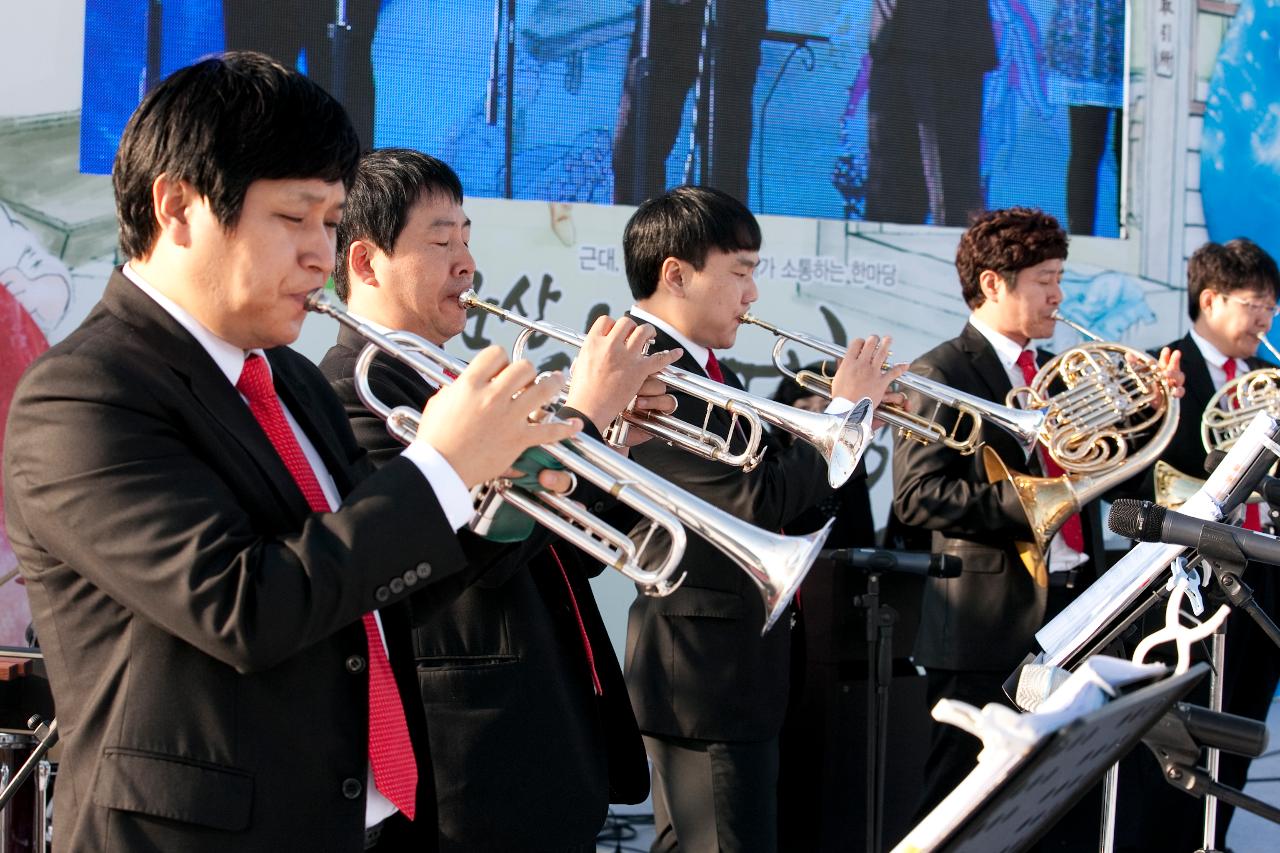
[916,665,1207,853]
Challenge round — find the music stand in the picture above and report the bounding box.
[896,665,1208,853]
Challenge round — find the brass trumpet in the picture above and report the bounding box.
[460,291,871,488]
[737,314,1047,455]
[984,311,1179,584]
[307,291,829,632]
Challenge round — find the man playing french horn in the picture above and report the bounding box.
[891,207,1185,844]
[1117,237,1280,853]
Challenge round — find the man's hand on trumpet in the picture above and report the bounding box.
[828,334,911,430]
[414,346,581,490]
[564,314,682,444]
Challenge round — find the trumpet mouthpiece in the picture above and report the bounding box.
[304,289,330,311]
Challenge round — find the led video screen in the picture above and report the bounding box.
[82,0,1126,236]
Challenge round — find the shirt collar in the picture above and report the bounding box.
[122,263,266,386]
[968,314,1031,371]
[629,304,711,371]
[1188,327,1239,373]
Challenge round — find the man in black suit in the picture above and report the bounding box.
[1,53,581,852]
[619,185,905,852]
[891,207,1182,831]
[318,148,680,851]
[1116,238,1280,852]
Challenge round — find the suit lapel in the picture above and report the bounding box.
[958,323,1016,406]
[99,271,316,520]
[955,323,1032,467]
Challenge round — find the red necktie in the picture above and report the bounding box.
[1222,358,1263,532]
[705,350,725,383]
[237,354,418,819]
[1016,350,1085,553]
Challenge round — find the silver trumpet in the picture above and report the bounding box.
[460,291,870,488]
[738,314,1046,456]
[307,291,829,632]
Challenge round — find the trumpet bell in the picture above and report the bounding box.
[760,518,834,634]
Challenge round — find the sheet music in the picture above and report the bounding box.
[1036,412,1280,666]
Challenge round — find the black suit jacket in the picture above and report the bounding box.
[1,271,470,852]
[319,324,648,851]
[892,323,1105,672]
[623,325,833,742]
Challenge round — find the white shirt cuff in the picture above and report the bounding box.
[400,442,474,531]
[825,397,854,416]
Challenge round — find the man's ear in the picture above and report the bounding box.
[1199,287,1219,318]
[656,256,687,297]
[151,175,198,248]
[347,239,381,290]
[978,268,1005,303]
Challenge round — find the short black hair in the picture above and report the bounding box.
[333,148,465,300]
[113,51,361,261]
[1186,238,1280,321]
[955,207,1069,309]
[622,185,762,300]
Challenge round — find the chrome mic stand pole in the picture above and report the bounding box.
[630,0,653,196]
[328,1,351,105]
[1200,623,1226,853]
[484,0,516,197]
[145,0,163,93]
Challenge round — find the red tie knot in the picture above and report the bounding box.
[1016,350,1038,385]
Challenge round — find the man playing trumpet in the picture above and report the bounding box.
[3,53,587,852]
[891,206,1184,840]
[620,185,906,853]
[318,148,681,851]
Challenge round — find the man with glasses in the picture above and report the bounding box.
[1117,237,1280,852]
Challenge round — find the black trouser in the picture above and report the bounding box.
[645,733,779,853]
[1065,105,1123,235]
[612,0,766,206]
[865,56,987,227]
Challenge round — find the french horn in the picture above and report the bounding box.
[984,312,1180,586]
[1154,333,1280,509]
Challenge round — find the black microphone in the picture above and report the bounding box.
[1108,499,1280,564]
[1206,449,1280,504]
[823,548,961,578]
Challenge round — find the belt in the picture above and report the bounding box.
[363,820,384,850]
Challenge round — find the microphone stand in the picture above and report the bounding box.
[854,570,895,853]
[484,0,517,197]
[145,0,163,94]
[327,0,352,106]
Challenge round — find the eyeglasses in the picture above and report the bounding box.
[1220,294,1280,318]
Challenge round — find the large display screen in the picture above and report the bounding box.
[82,0,1127,236]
